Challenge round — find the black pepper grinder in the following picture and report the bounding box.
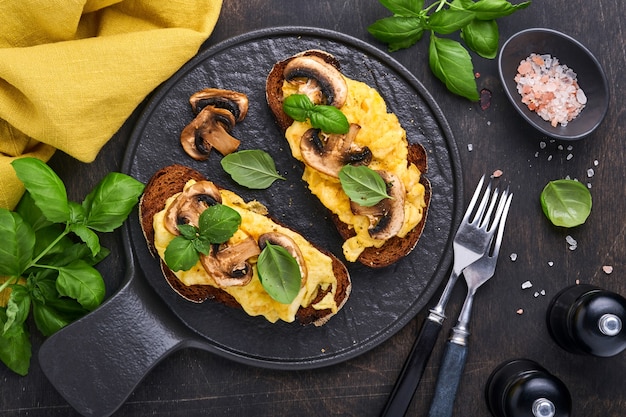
[485,359,572,417]
[546,284,626,357]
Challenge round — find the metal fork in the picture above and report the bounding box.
[427,190,513,417]
[380,176,508,417]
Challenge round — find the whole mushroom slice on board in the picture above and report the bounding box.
[181,89,249,160]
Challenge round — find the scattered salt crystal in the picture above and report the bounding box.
[540,290,546,296]
[566,153,573,160]
[587,183,592,189]
[517,308,524,315]
[567,145,573,151]
[547,155,553,161]
[487,121,491,126]
[534,292,540,298]
[540,141,547,149]
[566,235,577,250]
[548,261,554,267]
[492,169,503,178]
[603,265,614,274]
[594,160,599,166]
[587,168,594,178]
[535,151,539,158]
[522,280,533,290]
[576,279,580,284]
[558,144,564,151]
[468,143,473,152]
[510,253,518,262]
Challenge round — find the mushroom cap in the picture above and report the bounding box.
[200,235,261,288]
[164,180,222,235]
[283,55,348,108]
[258,232,308,286]
[180,105,241,160]
[350,170,406,240]
[299,124,372,178]
[189,88,249,122]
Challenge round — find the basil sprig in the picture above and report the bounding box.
[540,179,592,228]
[368,0,531,100]
[0,157,144,375]
[283,94,350,134]
[339,165,391,207]
[257,242,302,304]
[221,150,285,189]
[164,204,242,272]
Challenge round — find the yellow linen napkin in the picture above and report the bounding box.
[0,0,223,209]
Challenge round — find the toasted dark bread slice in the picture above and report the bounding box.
[266,50,431,268]
[139,164,351,326]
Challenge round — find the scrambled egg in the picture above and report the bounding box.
[153,183,338,323]
[284,78,427,261]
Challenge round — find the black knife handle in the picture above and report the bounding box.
[380,317,443,417]
[427,340,468,417]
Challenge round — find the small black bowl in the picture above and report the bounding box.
[498,28,609,140]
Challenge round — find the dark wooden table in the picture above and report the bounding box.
[2,1,625,416]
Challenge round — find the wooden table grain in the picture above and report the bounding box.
[1,1,625,416]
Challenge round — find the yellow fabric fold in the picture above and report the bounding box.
[0,0,223,209]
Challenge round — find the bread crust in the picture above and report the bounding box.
[139,164,351,326]
[266,50,431,268]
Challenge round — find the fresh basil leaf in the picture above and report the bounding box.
[427,8,475,34]
[56,260,105,311]
[379,0,424,16]
[83,172,144,232]
[177,224,198,240]
[11,158,70,223]
[0,209,35,277]
[540,179,592,227]
[466,0,531,20]
[3,285,30,335]
[221,150,286,189]
[257,243,302,304]
[32,301,72,337]
[283,94,349,134]
[368,16,425,51]
[309,105,350,134]
[69,224,101,257]
[0,309,31,376]
[192,237,212,256]
[461,19,499,59]
[198,205,241,244]
[283,94,314,122]
[339,165,391,207]
[32,224,70,261]
[429,35,480,101]
[15,191,52,232]
[164,236,200,271]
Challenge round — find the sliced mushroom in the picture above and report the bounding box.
[164,180,222,235]
[200,236,261,287]
[299,123,372,177]
[258,232,308,286]
[180,105,240,160]
[350,171,405,240]
[283,55,348,108]
[189,88,249,122]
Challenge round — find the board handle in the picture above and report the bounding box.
[38,260,201,417]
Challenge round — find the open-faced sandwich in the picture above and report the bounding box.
[266,50,431,268]
[139,164,351,326]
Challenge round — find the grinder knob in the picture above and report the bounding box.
[546,284,626,357]
[485,359,571,417]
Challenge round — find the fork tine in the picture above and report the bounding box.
[490,191,513,259]
[462,175,486,222]
[478,186,499,229]
[470,180,492,225]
